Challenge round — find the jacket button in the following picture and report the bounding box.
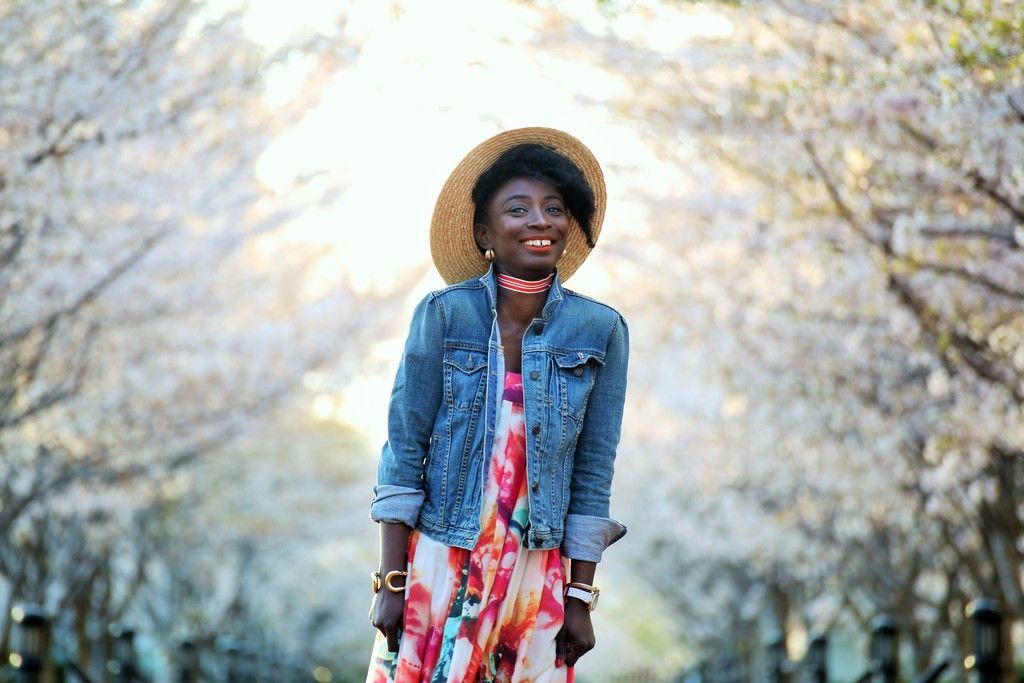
[533,323,544,334]
[532,424,541,435]
[573,367,584,377]
[530,370,539,381]
[531,481,539,493]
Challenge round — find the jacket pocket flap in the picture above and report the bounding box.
[443,349,487,373]
[554,351,605,369]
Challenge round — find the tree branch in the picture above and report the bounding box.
[0,227,170,349]
[888,275,1024,403]
[897,255,1024,301]
[898,121,1024,223]
[917,224,1016,244]
[1007,92,1024,125]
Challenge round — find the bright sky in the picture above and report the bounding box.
[227,0,731,439]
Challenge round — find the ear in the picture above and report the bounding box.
[473,222,491,251]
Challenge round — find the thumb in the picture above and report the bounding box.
[555,625,567,667]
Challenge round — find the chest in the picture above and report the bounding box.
[497,318,530,373]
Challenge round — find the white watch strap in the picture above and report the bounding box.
[565,586,595,604]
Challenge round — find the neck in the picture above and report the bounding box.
[496,271,554,294]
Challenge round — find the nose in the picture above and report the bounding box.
[526,207,550,228]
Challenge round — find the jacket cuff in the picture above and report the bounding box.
[369,484,424,528]
[561,513,627,563]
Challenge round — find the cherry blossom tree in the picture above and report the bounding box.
[0,0,384,668]
[553,0,1024,669]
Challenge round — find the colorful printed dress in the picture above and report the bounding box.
[367,371,570,683]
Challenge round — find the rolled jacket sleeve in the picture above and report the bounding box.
[562,313,629,563]
[369,294,445,526]
[369,484,425,527]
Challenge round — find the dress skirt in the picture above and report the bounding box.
[367,371,570,683]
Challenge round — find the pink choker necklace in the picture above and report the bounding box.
[496,272,554,294]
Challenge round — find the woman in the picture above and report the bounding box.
[367,127,628,683]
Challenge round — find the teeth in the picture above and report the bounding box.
[525,239,552,246]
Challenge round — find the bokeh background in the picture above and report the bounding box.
[3,0,1024,680]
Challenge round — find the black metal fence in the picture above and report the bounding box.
[3,604,315,682]
[6,598,1013,682]
[686,598,1007,683]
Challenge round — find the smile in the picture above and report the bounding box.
[523,239,553,247]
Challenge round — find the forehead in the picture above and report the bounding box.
[491,176,563,202]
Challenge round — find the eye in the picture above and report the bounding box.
[507,205,527,215]
[545,204,564,214]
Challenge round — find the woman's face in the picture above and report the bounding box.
[473,176,570,280]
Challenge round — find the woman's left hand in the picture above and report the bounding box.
[556,598,596,667]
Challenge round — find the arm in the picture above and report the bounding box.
[557,559,598,667]
[561,313,629,563]
[367,294,445,649]
[557,314,628,667]
[369,293,446,526]
[369,521,412,652]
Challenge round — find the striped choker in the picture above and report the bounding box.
[496,272,555,294]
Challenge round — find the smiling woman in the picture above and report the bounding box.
[364,128,630,682]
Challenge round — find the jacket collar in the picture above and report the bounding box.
[479,263,564,321]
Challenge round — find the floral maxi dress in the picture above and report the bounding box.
[367,371,570,683]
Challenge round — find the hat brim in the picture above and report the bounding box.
[430,127,606,285]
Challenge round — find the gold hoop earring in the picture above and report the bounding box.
[484,249,495,262]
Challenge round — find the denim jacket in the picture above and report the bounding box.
[369,265,628,563]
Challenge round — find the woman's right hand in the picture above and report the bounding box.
[369,586,406,652]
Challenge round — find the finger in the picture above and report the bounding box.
[566,636,594,667]
[565,641,578,668]
[369,606,383,635]
[555,626,567,667]
[386,625,400,653]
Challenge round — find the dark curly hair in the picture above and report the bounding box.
[471,144,596,247]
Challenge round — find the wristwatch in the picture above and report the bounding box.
[564,582,600,611]
[371,570,408,593]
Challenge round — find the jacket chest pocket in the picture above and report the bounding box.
[554,351,603,425]
[444,348,487,411]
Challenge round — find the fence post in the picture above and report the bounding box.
[8,605,50,683]
[696,660,710,683]
[220,638,242,683]
[870,616,899,683]
[108,625,138,683]
[766,633,788,683]
[240,640,258,682]
[268,651,288,683]
[807,634,828,683]
[177,639,200,683]
[965,599,1002,683]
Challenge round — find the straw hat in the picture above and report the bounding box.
[430,127,606,285]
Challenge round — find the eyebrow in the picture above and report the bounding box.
[501,194,564,204]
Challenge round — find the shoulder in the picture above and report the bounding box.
[411,277,486,314]
[557,288,629,357]
[428,276,487,302]
[424,277,488,317]
[412,277,490,339]
[560,288,627,327]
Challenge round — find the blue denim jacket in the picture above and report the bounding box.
[369,265,628,563]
